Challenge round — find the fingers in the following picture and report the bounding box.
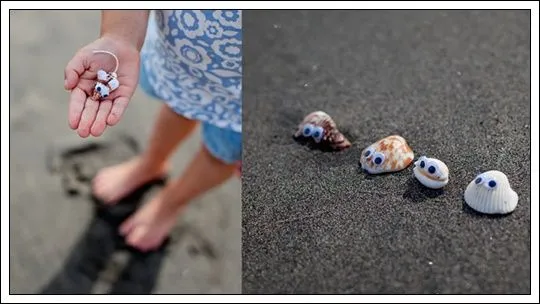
[64,52,87,90]
[68,87,112,137]
[68,87,86,130]
[107,96,130,126]
[77,97,100,138]
[90,100,112,137]
[68,87,126,137]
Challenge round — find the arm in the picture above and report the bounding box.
[100,10,150,51]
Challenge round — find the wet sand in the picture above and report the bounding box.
[9,10,241,294]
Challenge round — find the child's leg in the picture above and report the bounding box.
[119,124,242,251]
[92,104,198,204]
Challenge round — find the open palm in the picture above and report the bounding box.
[64,36,140,137]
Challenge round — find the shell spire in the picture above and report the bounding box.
[293,111,351,151]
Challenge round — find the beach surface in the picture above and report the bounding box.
[242,10,531,294]
[9,10,241,294]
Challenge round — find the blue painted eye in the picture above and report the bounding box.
[372,152,385,165]
[475,177,483,184]
[103,94,108,98]
[312,126,324,142]
[364,147,375,157]
[488,180,497,188]
[96,86,102,92]
[428,166,436,174]
[302,124,314,137]
[420,161,425,168]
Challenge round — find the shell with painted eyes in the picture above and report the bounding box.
[91,69,119,101]
[413,156,449,189]
[464,170,518,215]
[293,111,351,151]
[359,135,414,174]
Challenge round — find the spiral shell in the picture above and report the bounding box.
[464,170,518,214]
[293,111,351,151]
[413,156,449,189]
[359,135,414,174]
[91,69,119,101]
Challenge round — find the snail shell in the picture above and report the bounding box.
[464,170,518,214]
[359,135,414,174]
[293,111,351,151]
[413,156,449,189]
[91,69,119,101]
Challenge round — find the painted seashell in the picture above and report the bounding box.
[464,170,518,215]
[359,135,414,174]
[413,156,449,189]
[293,111,351,151]
[91,69,119,101]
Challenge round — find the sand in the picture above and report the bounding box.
[9,10,241,294]
[242,10,531,294]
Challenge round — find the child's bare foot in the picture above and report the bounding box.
[119,189,182,251]
[92,156,168,204]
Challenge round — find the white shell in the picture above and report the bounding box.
[93,69,119,100]
[97,69,109,81]
[94,82,110,96]
[413,156,449,189]
[464,170,518,214]
[108,78,119,91]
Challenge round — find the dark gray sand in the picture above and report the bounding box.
[242,10,531,294]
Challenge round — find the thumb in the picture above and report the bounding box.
[64,52,87,90]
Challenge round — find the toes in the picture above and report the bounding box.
[119,216,136,236]
[125,226,163,252]
[126,225,150,249]
[91,176,103,196]
[91,172,108,199]
[91,169,118,204]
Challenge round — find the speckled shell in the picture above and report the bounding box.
[293,111,351,151]
[413,156,449,189]
[359,135,414,174]
[91,69,119,101]
[464,170,518,215]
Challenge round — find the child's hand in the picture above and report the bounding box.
[64,36,140,137]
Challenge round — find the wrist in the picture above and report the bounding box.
[99,10,149,51]
[100,32,143,51]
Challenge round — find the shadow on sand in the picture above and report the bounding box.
[40,179,170,294]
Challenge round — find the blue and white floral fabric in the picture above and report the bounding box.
[140,10,242,133]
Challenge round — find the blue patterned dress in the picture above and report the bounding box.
[139,10,242,163]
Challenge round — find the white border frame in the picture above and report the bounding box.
[2,1,539,303]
